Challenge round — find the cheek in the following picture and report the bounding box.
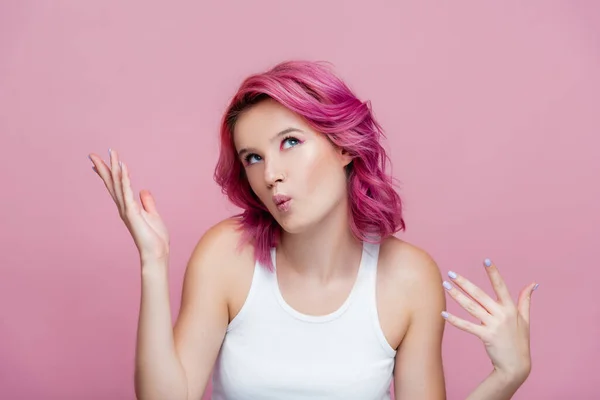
[244,168,269,204]
[302,150,345,200]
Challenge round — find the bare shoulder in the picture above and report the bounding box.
[190,217,249,257]
[375,237,445,349]
[378,236,445,319]
[378,236,443,288]
[186,216,255,280]
[183,216,256,318]
[173,217,255,397]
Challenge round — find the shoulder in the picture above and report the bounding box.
[193,216,245,249]
[188,216,253,264]
[184,216,256,299]
[379,236,443,286]
[378,236,445,314]
[380,239,447,398]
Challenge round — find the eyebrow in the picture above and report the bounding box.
[237,127,304,158]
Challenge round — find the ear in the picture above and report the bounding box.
[337,147,353,168]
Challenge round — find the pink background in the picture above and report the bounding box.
[1,1,599,399]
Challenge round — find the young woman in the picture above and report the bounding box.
[89,60,537,400]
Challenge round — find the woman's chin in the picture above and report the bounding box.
[276,215,311,235]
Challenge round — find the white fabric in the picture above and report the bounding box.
[211,240,397,399]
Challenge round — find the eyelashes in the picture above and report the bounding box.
[243,152,259,165]
[243,135,302,165]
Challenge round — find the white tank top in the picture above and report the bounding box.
[211,240,397,399]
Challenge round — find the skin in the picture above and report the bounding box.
[89,98,537,400]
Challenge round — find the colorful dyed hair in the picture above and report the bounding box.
[213,60,405,271]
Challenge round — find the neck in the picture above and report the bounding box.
[277,199,363,282]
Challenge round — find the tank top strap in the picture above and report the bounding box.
[362,240,381,271]
[356,239,397,357]
[352,239,380,295]
[225,250,273,332]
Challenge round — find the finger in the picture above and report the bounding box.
[443,280,493,325]
[447,271,502,315]
[109,149,125,215]
[441,311,486,338]
[517,282,538,324]
[139,189,159,215]
[120,161,141,216]
[483,258,514,306]
[89,153,117,204]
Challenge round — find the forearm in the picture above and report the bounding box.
[135,259,187,400]
[465,370,525,400]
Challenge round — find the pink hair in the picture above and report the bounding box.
[213,60,406,271]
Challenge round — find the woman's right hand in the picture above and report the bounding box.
[89,148,170,264]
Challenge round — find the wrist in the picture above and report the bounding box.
[492,366,530,389]
[141,257,169,277]
[140,252,170,266]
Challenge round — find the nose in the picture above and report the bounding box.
[264,159,285,189]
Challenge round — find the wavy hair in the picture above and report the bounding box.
[213,60,405,271]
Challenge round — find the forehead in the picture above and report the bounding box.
[233,99,310,147]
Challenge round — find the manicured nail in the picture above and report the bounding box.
[108,148,112,158]
[441,311,449,319]
[443,281,453,290]
[533,283,539,291]
[119,160,122,169]
[88,155,93,164]
[448,271,457,279]
[484,258,492,267]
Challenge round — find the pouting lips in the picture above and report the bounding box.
[272,194,291,206]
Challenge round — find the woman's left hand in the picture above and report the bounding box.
[441,259,538,385]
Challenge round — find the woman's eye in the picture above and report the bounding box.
[243,137,300,166]
[282,137,300,149]
[244,154,261,165]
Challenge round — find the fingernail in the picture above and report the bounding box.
[119,160,122,169]
[441,311,449,319]
[448,271,457,279]
[484,258,492,267]
[443,281,453,290]
[108,148,112,158]
[88,155,93,164]
[533,283,539,291]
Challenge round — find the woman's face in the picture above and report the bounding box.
[233,99,352,234]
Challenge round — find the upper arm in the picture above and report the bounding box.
[173,218,241,399]
[394,250,447,400]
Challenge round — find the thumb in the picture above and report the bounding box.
[517,282,539,324]
[139,190,159,215]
